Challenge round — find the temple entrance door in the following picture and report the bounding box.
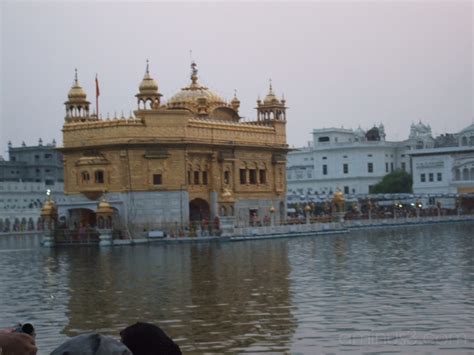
[68,208,97,228]
[189,198,210,221]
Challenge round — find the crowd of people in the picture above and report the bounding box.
[0,322,181,355]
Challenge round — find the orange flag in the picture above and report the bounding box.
[95,74,100,97]
[95,74,100,116]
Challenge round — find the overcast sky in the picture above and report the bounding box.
[1,1,472,156]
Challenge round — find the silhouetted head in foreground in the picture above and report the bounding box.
[120,322,182,355]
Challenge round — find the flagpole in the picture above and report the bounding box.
[95,74,100,117]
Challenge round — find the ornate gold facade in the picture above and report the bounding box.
[59,62,288,231]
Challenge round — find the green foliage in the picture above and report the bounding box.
[371,170,413,194]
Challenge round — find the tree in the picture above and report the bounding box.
[371,170,413,194]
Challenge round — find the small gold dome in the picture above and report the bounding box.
[97,198,114,215]
[68,85,87,99]
[139,75,158,93]
[41,199,57,217]
[264,83,279,105]
[231,90,240,107]
[138,60,159,93]
[67,69,87,100]
[332,191,345,204]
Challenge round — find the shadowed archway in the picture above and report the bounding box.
[189,198,210,221]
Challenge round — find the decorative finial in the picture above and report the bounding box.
[269,78,273,93]
[145,59,149,75]
[74,68,78,85]
[191,61,198,84]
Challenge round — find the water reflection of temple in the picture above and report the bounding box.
[60,242,296,352]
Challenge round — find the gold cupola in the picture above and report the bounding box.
[231,89,241,112]
[167,61,228,116]
[256,80,287,121]
[136,60,162,110]
[64,69,91,122]
[263,81,279,105]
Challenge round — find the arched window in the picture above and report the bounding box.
[463,168,469,180]
[224,170,230,185]
[81,171,90,183]
[259,167,267,184]
[95,170,104,183]
[28,218,35,231]
[462,136,468,146]
[469,136,474,146]
[455,169,461,181]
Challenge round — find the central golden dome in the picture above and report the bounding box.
[167,62,227,113]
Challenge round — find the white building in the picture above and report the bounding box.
[0,141,65,232]
[411,124,474,195]
[0,181,65,231]
[287,122,435,196]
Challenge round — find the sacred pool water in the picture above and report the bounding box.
[0,224,473,354]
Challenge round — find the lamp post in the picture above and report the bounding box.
[269,205,275,227]
[416,200,422,219]
[304,204,311,224]
[368,200,372,222]
[40,190,57,247]
[180,184,187,233]
[97,197,114,246]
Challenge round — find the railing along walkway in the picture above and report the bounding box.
[234,214,474,238]
[54,229,100,245]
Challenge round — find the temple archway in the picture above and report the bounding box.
[189,198,210,221]
[67,208,97,228]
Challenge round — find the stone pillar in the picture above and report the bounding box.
[96,198,114,247]
[40,198,58,247]
[210,191,218,220]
